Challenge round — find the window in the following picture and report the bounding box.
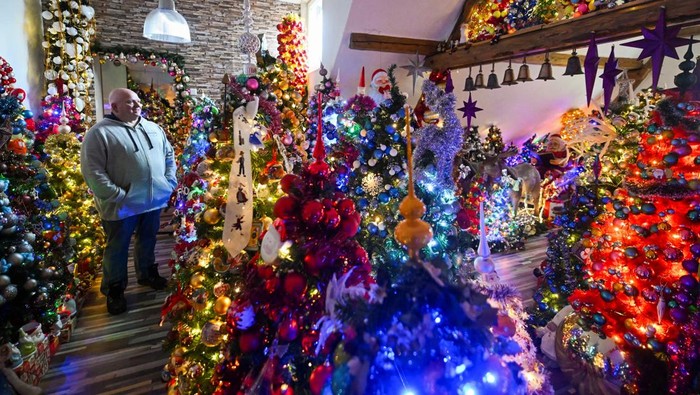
[306,0,322,70]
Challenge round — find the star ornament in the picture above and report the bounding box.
[458,92,483,131]
[623,7,692,90]
[584,33,600,106]
[401,52,432,95]
[600,46,622,113]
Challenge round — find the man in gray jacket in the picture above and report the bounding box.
[80,88,177,315]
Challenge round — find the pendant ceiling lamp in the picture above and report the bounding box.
[143,0,191,44]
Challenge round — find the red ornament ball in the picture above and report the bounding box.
[238,331,261,353]
[493,314,517,337]
[283,272,307,298]
[273,196,299,219]
[280,174,298,194]
[302,200,325,225]
[456,208,471,229]
[323,207,340,229]
[309,364,333,395]
[336,199,356,217]
[278,316,299,341]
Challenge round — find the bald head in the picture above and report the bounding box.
[109,88,141,124]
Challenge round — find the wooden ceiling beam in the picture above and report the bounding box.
[426,0,700,70]
[349,33,441,56]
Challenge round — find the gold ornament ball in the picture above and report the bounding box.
[190,273,206,288]
[213,257,231,273]
[203,208,221,225]
[394,219,432,255]
[214,295,232,315]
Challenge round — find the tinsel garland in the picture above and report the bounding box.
[413,80,463,189]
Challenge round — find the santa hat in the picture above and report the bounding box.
[357,66,366,95]
[371,69,387,82]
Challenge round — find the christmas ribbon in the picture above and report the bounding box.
[223,97,258,257]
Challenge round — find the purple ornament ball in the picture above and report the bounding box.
[690,243,700,257]
[669,307,688,323]
[635,265,652,280]
[679,274,698,290]
[682,259,699,273]
[673,291,692,306]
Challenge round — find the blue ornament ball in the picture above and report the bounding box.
[663,152,679,166]
[641,203,656,214]
[357,198,369,210]
[599,290,615,302]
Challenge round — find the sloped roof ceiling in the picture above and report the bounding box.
[325,0,693,143]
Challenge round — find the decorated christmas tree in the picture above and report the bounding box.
[411,78,476,276]
[340,65,411,275]
[306,65,345,156]
[321,110,548,394]
[259,15,309,171]
[208,95,374,394]
[569,95,700,394]
[484,124,505,155]
[531,92,660,326]
[162,70,289,392]
[0,75,72,345]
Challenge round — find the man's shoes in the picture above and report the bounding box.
[137,266,168,290]
[107,286,127,315]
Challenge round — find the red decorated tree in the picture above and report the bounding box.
[570,96,700,394]
[212,94,374,394]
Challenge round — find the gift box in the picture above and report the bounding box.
[59,311,76,343]
[12,335,50,386]
[543,198,566,221]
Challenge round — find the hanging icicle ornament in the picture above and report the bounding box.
[474,201,496,275]
[238,0,261,76]
[394,104,432,259]
[57,103,71,134]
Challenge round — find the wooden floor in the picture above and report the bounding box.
[39,219,550,395]
[40,213,176,395]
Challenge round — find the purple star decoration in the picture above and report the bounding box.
[600,46,622,113]
[445,70,455,93]
[623,7,691,90]
[584,33,600,106]
[458,92,483,131]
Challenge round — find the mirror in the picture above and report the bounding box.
[92,44,193,155]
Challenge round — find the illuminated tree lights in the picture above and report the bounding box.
[570,97,700,394]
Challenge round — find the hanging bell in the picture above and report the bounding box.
[486,63,500,89]
[516,57,532,82]
[474,65,485,89]
[502,59,517,85]
[537,52,555,81]
[563,49,583,76]
[463,67,476,91]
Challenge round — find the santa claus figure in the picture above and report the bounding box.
[368,68,391,104]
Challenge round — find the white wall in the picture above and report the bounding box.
[0,0,44,117]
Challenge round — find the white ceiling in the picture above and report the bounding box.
[320,0,696,143]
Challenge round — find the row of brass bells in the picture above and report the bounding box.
[563,48,584,76]
[464,52,563,90]
[502,59,518,86]
[537,52,555,81]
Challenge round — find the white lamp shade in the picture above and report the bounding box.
[143,0,191,44]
